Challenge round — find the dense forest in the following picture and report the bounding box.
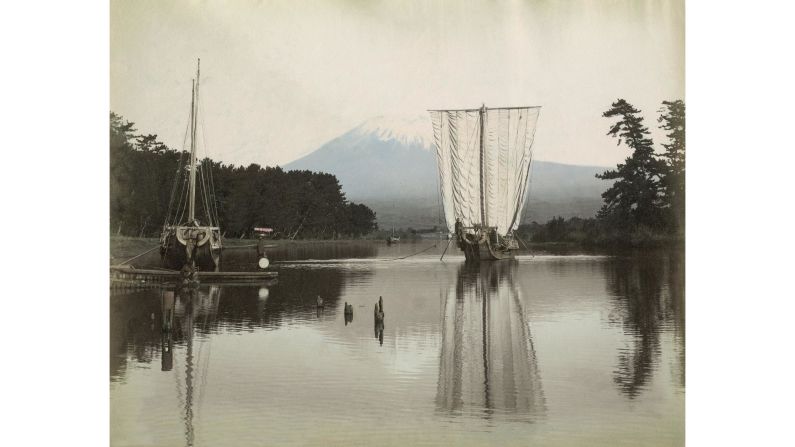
[110,112,377,239]
[518,99,685,246]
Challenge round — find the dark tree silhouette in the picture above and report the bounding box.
[658,100,686,233]
[596,99,667,232]
[109,112,378,239]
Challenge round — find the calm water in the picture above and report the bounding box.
[110,241,684,446]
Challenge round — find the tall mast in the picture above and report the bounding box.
[479,104,487,226]
[188,59,200,224]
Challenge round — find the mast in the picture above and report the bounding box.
[479,104,487,226]
[188,59,200,224]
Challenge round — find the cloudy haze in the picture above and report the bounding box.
[110,0,684,168]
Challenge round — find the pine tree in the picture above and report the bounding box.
[596,99,666,231]
[657,100,685,233]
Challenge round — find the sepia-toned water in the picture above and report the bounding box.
[110,241,684,446]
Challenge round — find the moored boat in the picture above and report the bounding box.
[160,59,223,271]
[386,227,400,244]
[429,105,541,261]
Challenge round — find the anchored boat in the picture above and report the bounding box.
[160,59,223,271]
[429,105,541,261]
[386,227,400,244]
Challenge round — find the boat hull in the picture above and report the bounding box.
[460,239,516,262]
[457,228,518,262]
[160,226,222,271]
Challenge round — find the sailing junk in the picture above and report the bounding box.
[429,105,540,261]
[160,59,223,271]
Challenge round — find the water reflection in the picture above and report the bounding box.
[166,287,222,447]
[374,321,384,345]
[606,250,685,399]
[161,291,175,371]
[436,262,545,420]
[110,267,371,382]
[111,244,684,445]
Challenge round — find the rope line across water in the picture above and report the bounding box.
[387,243,438,261]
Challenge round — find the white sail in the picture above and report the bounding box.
[430,107,540,237]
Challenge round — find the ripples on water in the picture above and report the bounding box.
[110,242,684,446]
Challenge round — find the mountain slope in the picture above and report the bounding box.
[284,115,612,228]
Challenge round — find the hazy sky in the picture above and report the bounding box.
[110,0,684,168]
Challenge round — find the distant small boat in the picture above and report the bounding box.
[386,227,400,244]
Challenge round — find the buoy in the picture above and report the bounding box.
[258,257,270,269]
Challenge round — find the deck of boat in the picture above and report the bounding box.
[110,265,278,288]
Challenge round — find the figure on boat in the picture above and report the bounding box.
[160,59,223,272]
[429,104,541,262]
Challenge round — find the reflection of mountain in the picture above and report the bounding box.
[436,262,545,420]
[606,250,685,399]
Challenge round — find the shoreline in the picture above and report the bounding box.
[110,236,683,264]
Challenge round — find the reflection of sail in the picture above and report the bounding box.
[436,262,544,420]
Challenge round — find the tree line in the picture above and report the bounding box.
[110,112,377,239]
[518,99,685,246]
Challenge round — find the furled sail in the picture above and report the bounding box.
[430,107,540,237]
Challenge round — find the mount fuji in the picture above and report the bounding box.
[284,115,612,229]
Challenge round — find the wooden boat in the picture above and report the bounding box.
[429,105,541,261]
[386,227,400,244]
[160,59,223,271]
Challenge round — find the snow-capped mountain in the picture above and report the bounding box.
[349,115,434,150]
[283,115,611,228]
[284,115,439,200]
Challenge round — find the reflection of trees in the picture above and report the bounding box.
[110,267,372,380]
[606,250,685,399]
[436,262,545,420]
[216,267,372,327]
[668,251,685,389]
[109,286,221,380]
[110,289,161,380]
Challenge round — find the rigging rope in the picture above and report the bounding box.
[517,110,540,228]
[174,170,189,225]
[194,106,212,226]
[387,242,438,261]
[117,245,160,265]
[199,102,221,228]
[166,103,193,227]
[165,122,190,227]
